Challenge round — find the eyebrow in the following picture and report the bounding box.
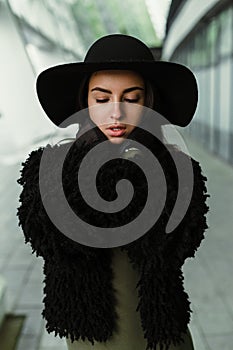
[90,86,144,94]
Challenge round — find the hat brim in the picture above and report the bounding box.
[36,60,198,128]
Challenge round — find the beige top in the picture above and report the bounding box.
[66,248,194,350]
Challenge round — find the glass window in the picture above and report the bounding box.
[219,5,233,57]
[206,18,219,65]
[169,3,233,69]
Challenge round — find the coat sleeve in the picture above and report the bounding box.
[17,147,119,344]
[17,147,53,258]
[164,154,210,266]
[17,146,93,259]
[17,145,74,259]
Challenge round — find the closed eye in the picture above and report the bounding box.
[96,99,109,103]
[124,98,139,103]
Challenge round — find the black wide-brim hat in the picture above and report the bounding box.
[36,34,198,128]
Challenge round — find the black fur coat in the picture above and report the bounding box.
[17,122,209,350]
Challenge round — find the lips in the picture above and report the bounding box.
[107,125,126,137]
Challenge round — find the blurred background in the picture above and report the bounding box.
[0,0,232,349]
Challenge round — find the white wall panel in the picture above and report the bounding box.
[0,0,55,160]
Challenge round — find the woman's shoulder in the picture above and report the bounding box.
[17,146,45,186]
[18,141,80,181]
[162,143,205,173]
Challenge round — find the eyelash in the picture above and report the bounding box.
[96,99,108,103]
[96,98,139,103]
[125,98,139,103]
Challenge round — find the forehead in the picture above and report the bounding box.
[88,69,144,88]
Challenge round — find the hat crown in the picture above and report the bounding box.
[84,34,154,63]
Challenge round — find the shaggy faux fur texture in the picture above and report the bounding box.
[17,124,209,350]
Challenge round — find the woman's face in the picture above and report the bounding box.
[87,70,145,144]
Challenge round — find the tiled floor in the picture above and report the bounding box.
[0,133,232,350]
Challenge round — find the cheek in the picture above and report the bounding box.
[124,105,144,127]
[88,95,100,124]
[87,94,93,107]
[88,109,107,127]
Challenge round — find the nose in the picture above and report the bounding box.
[110,102,122,120]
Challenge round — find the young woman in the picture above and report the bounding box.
[17,34,209,350]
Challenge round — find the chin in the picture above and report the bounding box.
[108,137,126,144]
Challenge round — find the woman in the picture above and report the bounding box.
[17,34,209,350]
